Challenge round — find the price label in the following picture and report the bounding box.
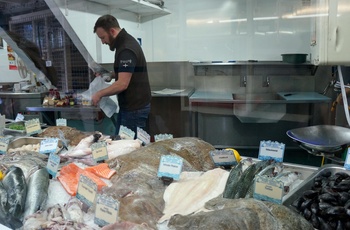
[0,115,5,134]
[76,174,97,208]
[157,155,183,180]
[46,153,60,178]
[119,125,135,140]
[56,118,67,126]
[15,113,24,122]
[154,134,173,142]
[39,138,59,154]
[0,137,10,154]
[253,175,284,204]
[258,140,285,162]
[137,127,150,145]
[91,141,108,162]
[210,149,237,167]
[94,194,119,227]
[25,119,42,136]
[344,147,350,170]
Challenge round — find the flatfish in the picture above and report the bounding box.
[158,168,229,223]
[104,137,216,229]
[169,198,314,230]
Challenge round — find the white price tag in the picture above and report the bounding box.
[15,113,24,122]
[46,153,60,178]
[154,134,173,142]
[258,140,285,162]
[91,141,108,163]
[39,138,59,154]
[253,175,284,204]
[56,118,67,126]
[119,125,135,140]
[344,147,350,170]
[94,195,119,227]
[76,174,97,208]
[157,155,183,180]
[0,137,10,154]
[137,127,150,145]
[210,149,237,167]
[25,119,42,136]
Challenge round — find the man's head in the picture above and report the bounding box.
[94,14,121,50]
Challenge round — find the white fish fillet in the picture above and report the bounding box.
[158,168,229,223]
[106,139,142,159]
[64,132,102,158]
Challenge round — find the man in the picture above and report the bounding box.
[93,14,151,135]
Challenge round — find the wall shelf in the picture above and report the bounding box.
[88,0,170,17]
[192,61,318,76]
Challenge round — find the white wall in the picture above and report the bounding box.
[49,0,312,63]
[142,0,311,62]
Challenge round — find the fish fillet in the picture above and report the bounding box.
[158,168,229,223]
[106,139,141,159]
[85,163,116,179]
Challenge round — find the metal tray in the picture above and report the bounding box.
[286,125,350,152]
[4,120,48,134]
[4,121,26,133]
[7,137,63,152]
[282,164,349,206]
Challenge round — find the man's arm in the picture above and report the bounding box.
[92,72,131,106]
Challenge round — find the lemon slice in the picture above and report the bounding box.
[225,148,241,163]
[0,171,3,180]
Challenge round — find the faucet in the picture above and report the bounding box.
[241,76,247,87]
[263,76,270,87]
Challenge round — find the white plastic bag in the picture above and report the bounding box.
[81,77,119,118]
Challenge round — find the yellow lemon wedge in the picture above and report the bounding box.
[0,171,3,180]
[225,148,241,163]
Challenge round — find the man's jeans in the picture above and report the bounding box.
[115,103,150,137]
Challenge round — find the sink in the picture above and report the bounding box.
[232,93,285,102]
[232,93,286,123]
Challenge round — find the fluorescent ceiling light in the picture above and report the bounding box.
[253,16,279,21]
[219,18,247,23]
[282,13,328,19]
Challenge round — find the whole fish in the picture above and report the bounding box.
[0,182,23,229]
[2,166,27,218]
[23,168,50,219]
[222,162,243,198]
[234,160,271,199]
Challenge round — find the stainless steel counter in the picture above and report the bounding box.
[26,105,100,112]
[189,91,331,104]
[0,91,46,99]
[26,105,102,126]
[0,91,47,121]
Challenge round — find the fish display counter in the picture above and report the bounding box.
[283,164,350,229]
[26,105,102,126]
[0,126,336,230]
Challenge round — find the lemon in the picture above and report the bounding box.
[0,171,3,180]
[225,148,241,163]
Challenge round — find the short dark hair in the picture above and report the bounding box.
[93,14,120,33]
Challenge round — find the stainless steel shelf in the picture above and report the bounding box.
[88,0,171,17]
[191,61,314,66]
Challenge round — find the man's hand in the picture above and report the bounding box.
[92,91,101,106]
